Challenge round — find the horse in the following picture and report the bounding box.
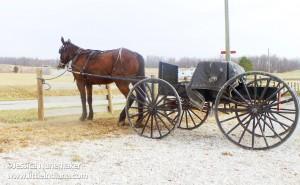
[58,37,145,125]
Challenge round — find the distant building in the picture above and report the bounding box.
[178,68,195,79]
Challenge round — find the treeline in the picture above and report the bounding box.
[0,57,58,67]
[245,55,300,73]
[1,55,300,73]
[146,55,300,73]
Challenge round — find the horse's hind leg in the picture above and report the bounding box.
[115,81,130,126]
[86,84,94,120]
[132,82,145,128]
[76,81,87,121]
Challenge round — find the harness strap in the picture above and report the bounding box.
[116,48,123,64]
[80,50,104,75]
[112,48,123,74]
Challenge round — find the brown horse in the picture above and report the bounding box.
[58,37,145,125]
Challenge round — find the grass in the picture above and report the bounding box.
[0,109,38,123]
[0,85,121,101]
[0,72,73,86]
[0,69,158,101]
[273,70,300,79]
[0,68,158,86]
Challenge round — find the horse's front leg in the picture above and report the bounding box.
[86,84,94,120]
[76,81,87,121]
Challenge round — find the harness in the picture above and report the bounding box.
[70,48,123,76]
[112,48,123,74]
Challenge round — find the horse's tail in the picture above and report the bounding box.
[136,53,145,77]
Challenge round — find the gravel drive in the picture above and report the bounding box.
[0,120,299,185]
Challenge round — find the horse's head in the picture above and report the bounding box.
[58,37,78,68]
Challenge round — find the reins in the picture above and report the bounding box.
[36,68,69,90]
[66,67,146,82]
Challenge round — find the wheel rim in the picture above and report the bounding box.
[126,78,182,139]
[215,72,299,150]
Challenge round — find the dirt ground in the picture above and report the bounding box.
[0,115,299,185]
[0,115,131,153]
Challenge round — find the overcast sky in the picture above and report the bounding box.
[0,0,300,59]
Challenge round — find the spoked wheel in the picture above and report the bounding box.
[235,78,291,137]
[215,72,299,150]
[166,98,209,130]
[126,78,182,139]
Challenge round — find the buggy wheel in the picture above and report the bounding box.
[215,72,299,150]
[235,77,291,137]
[163,98,209,130]
[172,98,209,130]
[126,78,182,139]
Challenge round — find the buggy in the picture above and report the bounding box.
[125,61,299,150]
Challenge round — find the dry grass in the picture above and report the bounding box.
[0,72,73,86]
[0,109,38,123]
[0,85,121,101]
[273,70,300,79]
[0,112,131,153]
[0,68,158,101]
[0,68,158,86]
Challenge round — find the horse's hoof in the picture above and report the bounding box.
[118,121,125,126]
[134,123,144,128]
[134,118,144,128]
[79,116,87,121]
[87,112,94,120]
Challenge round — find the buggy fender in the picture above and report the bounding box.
[186,84,205,110]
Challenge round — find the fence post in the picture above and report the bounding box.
[36,68,44,121]
[106,84,113,113]
[151,75,158,99]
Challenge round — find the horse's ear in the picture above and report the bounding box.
[61,37,65,44]
[67,39,71,43]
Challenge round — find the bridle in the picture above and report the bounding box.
[58,47,83,68]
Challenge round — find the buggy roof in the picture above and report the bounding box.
[190,61,245,90]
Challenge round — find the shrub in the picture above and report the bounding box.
[239,57,253,71]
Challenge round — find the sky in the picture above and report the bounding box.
[0,0,300,59]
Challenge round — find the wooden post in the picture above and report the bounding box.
[106,84,113,113]
[151,75,157,99]
[184,76,189,82]
[36,68,44,121]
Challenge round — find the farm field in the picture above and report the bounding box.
[0,68,158,101]
[0,68,299,101]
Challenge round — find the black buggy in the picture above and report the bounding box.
[125,61,299,150]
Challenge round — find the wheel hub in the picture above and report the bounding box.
[249,105,264,115]
[148,103,157,115]
[251,107,258,114]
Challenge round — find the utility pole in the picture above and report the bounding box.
[224,0,231,62]
[268,48,270,72]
